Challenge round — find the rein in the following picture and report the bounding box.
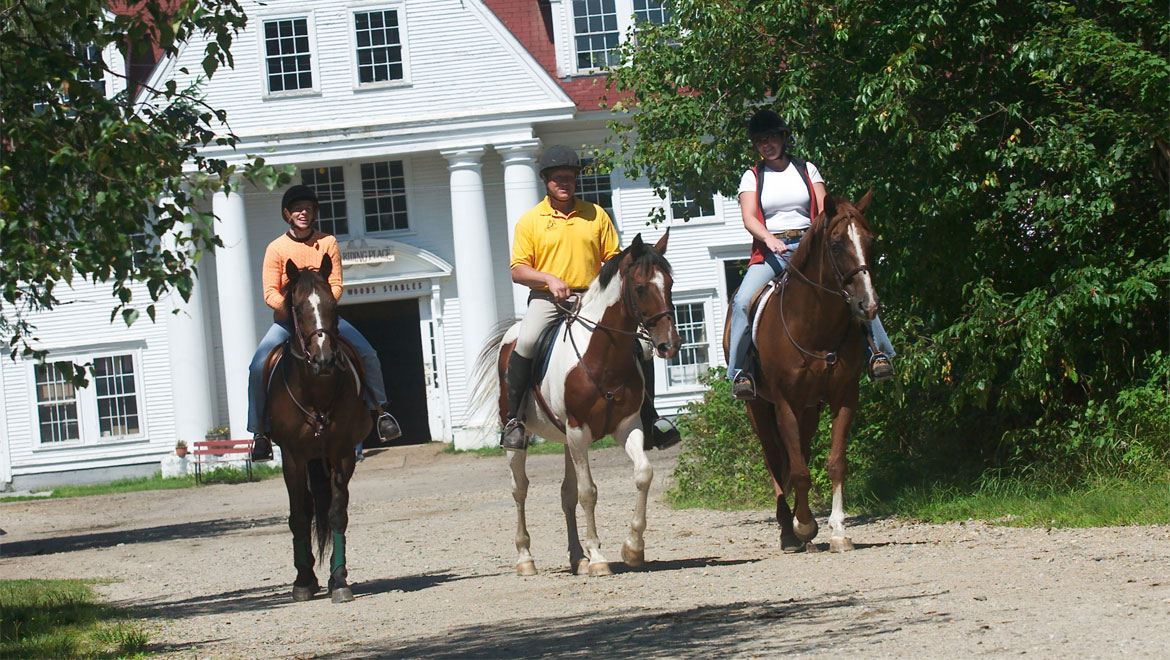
[282,290,356,438]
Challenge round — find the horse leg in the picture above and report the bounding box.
[560,446,588,575]
[327,456,357,602]
[566,426,610,576]
[827,389,859,553]
[746,400,800,552]
[282,454,319,601]
[774,401,818,544]
[618,422,652,569]
[509,441,538,576]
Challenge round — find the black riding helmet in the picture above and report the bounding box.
[281,184,319,210]
[538,145,581,177]
[747,109,788,140]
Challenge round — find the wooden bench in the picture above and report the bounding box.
[192,439,256,485]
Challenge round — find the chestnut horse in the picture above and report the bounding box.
[723,191,877,553]
[475,233,681,576]
[265,255,371,602]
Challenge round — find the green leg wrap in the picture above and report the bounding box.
[294,538,312,568]
[331,532,346,573]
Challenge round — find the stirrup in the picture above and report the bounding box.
[645,416,682,451]
[250,434,273,461]
[868,353,895,382]
[500,418,528,451]
[731,372,756,400]
[377,411,402,441]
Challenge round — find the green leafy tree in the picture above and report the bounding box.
[0,0,291,378]
[606,0,1169,485]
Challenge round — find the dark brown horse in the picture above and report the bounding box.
[474,233,681,576]
[723,191,877,553]
[265,254,371,602]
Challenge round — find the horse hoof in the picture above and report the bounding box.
[829,537,855,553]
[330,587,354,603]
[571,558,590,575]
[794,519,819,543]
[292,585,319,602]
[588,562,612,577]
[780,534,804,554]
[516,561,538,576]
[621,543,645,568]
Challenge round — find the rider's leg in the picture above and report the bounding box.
[636,340,681,450]
[502,298,560,451]
[338,319,401,441]
[727,258,788,398]
[863,315,896,382]
[248,322,292,461]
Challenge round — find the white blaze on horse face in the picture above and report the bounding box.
[846,221,877,303]
[306,290,327,352]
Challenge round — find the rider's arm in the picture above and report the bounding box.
[813,182,827,217]
[511,264,570,301]
[261,241,286,311]
[738,190,787,255]
[325,236,344,301]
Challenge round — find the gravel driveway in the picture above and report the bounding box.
[2,443,1168,658]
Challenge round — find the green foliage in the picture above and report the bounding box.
[0,578,150,659]
[0,0,294,379]
[7,463,284,501]
[446,437,618,457]
[606,0,1169,489]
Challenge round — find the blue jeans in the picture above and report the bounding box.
[726,240,895,380]
[247,319,386,434]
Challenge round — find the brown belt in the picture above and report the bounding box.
[528,288,588,303]
[773,229,805,239]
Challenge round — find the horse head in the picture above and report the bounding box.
[285,255,342,375]
[620,232,681,359]
[820,189,879,322]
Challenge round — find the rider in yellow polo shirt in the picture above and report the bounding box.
[501,145,680,452]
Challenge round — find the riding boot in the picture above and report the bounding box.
[501,354,534,451]
[639,356,681,451]
[251,433,273,461]
[376,405,403,441]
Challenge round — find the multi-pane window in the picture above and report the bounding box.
[667,302,708,387]
[354,9,405,84]
[35,363,80,443]
[264,18,313,93]
[573,0,620,70]
[302,166,348,236]
[578,158,615,219]
[361,161,409,232]
[633,0,671,23]
[671,191,715,219]
[93,356,140,437]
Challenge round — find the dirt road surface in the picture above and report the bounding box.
[2,443,1168,658]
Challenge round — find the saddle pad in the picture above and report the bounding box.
[750,278,782,347]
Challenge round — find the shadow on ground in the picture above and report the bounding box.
[0,516,286,557]
[315,589,943,659]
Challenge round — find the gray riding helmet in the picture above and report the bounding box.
[539,145,581,176]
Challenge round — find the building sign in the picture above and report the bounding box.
[345,280,427,298]
[340,239,396,266]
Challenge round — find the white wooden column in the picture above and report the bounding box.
[212,182,259,438]
[442,147,499,447]
[497,139,542,317]
[163,217,215,445]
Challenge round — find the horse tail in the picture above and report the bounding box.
[468,319,519,427]
[307,458,332,566]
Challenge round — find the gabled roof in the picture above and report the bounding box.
[481,0,607,111]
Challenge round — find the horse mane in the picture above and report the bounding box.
[596,239,672,290]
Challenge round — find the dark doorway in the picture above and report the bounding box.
[342,299,430,445]
[723,258,750,301]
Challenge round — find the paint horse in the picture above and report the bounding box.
[723,191,878,553]
[265,255,370,602]
[477,233,681,576]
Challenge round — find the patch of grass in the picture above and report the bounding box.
[8,464,284,502]
[444,437,619,457]
[879,473,1170,528]
[0,578,150,659]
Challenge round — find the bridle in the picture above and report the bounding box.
[280,281,351,438]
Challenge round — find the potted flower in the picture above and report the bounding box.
[205,426,229,442]
[175,440,189,458]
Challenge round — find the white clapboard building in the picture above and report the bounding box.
[1,0,759,490]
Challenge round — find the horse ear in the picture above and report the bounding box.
[286,259,300,283]
[653,229,669,255]
[822,195,839,219]
[319,253,331,280]
[856,188,874,213]
[629,233,646,255]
